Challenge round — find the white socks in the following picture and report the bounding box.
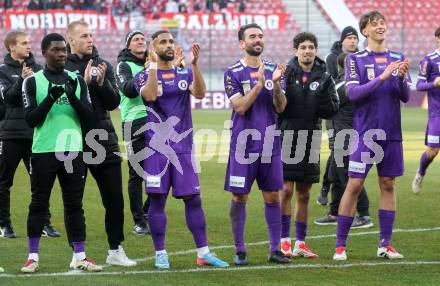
[28,253,39,262]
[196,246,210,259]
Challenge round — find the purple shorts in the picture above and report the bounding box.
[145,152,200,198]
[425,117,440,148]
[224,152,283,194]
[348,140,404,178]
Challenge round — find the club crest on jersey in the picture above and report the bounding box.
[265,80,274,90]
[178,80,188,90]
[392,69,399,77]
[367,68,375,80]
[309,81,319,91]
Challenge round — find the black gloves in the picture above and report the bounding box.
[48,82,65,101]
[65,76,78,100]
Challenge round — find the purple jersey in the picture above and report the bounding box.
[417,50,440,118]
[345,48,412,141]
[134,66,194,154]
[224,59,285,155]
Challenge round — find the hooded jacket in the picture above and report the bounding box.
[0,53,42,139]
[65,45,121,164]
[325,41,343,79]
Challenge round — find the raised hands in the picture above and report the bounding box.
[48,82,65,101]
[22,62,33,79]
[379,60,401,81]
[272,64,286,83]
[190,43,201,65]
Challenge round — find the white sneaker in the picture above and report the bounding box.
[69,254,76,269]
[292,240,318,258]
[106,246,137,267]
[76,257,103,272]
[377,245,404,259]
[21,259,39,273]
[333,246,347,261]
[412,171,423,194]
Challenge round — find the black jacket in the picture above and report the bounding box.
[279,57,338,183]
[325,41,343,79]
[279,57,339,131]
[116,49,148,142]
[328,72,353,150]
[65,45,121,164]
[0,53,42,139]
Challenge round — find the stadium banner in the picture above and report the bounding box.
[5,10,286,31]
[191,92,231,109]
[188,90,425,110]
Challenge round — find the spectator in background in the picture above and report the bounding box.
[27,0,40,10]
[193,0,203,11]
[165,0,179,13]
[179,0,188,12]
[239,0,245,12]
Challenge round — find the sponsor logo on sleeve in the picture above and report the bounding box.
[367,68,375,80]
[390,52,402,60]
[349,59,357,79]
[421,60,428,76]
[230,176,246,188]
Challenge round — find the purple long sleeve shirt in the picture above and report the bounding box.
[345,48,412,141]
[416,50,440,118]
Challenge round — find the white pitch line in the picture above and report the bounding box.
[125,226,440,263]
[2,261,440,278]
[3,226,440,278]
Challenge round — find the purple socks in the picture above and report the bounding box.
[184,195,208,248]
[148,195,167,251]
[264,202,281,254]
[419,152,433,176]
[230,200,246,253]
[281,215,291,238]
[336,215,354,247]
[72,241,85,253]
[28,237,40,254]
[295,221,307,242]
[379,209,395,247]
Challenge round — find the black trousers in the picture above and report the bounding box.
[127,136,150,225]
[27,152,86,242]
[0,139,51,227]
[328,149,370,217]
[86,162,125,249]
[321,154,332,191]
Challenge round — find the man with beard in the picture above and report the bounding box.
[134,30,229,269]
[279,32,338,259]
[317,26,360,206]
[20,33,99,273]
[223,23,289,265]
[334,11,410,261]
[65,20,136,267]
[116,30,150,235]
[0,31,60,238]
